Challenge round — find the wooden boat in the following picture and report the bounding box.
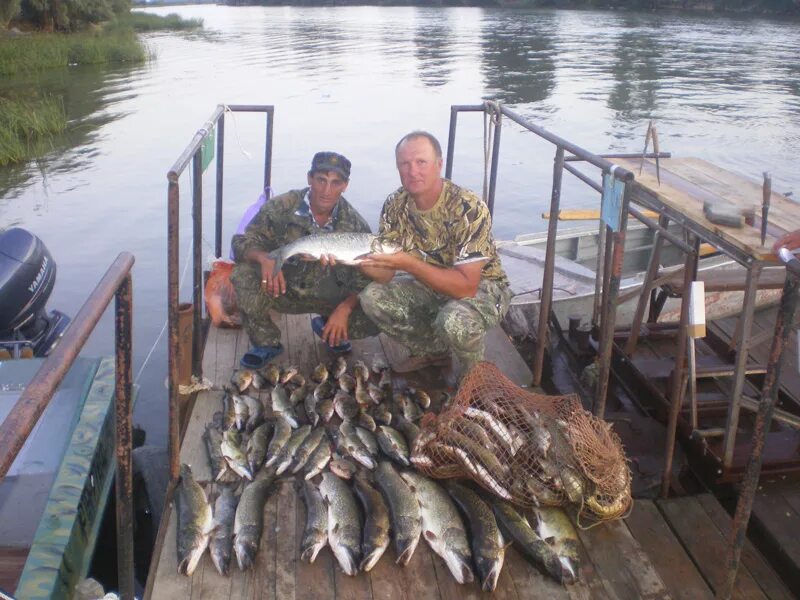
[499,222,785,337]
[0,230,135,599]
[0,355,118,598]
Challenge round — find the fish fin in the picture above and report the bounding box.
[269,250,283,277]
[332,522,340,535]
[424,530,437,541]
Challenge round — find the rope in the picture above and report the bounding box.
[223,104,253,160]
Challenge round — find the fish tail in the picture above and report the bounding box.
[269,250,283,277]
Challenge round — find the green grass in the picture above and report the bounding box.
[0,29,146,76]
[119,11,204,31]
[0,95,66,166]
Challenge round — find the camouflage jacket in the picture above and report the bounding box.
[377,179,509,285]
[232,188,373,293]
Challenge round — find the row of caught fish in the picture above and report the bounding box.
[175,457,579,588]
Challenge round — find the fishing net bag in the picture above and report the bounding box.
[412,361,631,523]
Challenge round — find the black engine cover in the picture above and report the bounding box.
[0,228,57,334]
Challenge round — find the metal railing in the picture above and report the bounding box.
[166,104,274,482]
[0,252,136,599]
[445,102,641,403]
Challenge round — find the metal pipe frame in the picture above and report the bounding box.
[487,105,502,216]
[565,151,672,162]
[166,105,273,487]
[215,113,225,259]
[721,262,764,469]
[192,153,203,379]
[533,146,565,385]
[593,182,632,417]
[718,270,800,599]
[626,214,670,355]
[592,218,607,328]
[445,106,458,180]
[661,235,700,497]
[0,253,136,598]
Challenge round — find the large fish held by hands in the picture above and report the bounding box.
[269,233,400,276]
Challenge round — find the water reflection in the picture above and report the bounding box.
[414,9,453,88]
[0,63,141,201]
[607,21,662,131]
[480,12,556,104]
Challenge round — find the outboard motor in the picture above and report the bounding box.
[0,228,70,358]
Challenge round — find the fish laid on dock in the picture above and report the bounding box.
[175,464,214,576]
[319,472,363,576]
[233,468,277,570]
[375,461,422,566]
[353,471,391,572]
[534,506,581,582]
[300,480,328,563]
[209,485,239,577]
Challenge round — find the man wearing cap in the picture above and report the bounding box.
[231,151,378,369]
[358,131,511,376]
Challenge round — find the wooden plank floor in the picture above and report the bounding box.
[145,315,785,599]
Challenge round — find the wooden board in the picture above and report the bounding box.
[623,500,713,600]
[657,495,770,599]
[615,158,785,261]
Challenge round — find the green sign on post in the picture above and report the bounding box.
[201,125,215,173]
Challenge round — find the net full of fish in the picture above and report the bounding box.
[411,361,632,524]
[269,233,400,276]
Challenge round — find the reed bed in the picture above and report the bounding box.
[0,95,66,166]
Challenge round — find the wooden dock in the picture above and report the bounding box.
[144,314,791,599]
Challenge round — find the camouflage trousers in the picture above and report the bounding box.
[230,263,379,347]
[359,274,512,372]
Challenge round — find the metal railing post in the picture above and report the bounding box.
[265,108,273,191]
[191,153,203,379]
[167,178,180,482]
[532,146,565,385]
[215,112,225,259]
[445,106,458,180]
[487,107,502,217]
[114,273,134,600]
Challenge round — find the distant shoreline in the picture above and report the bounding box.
[132,0,800,17]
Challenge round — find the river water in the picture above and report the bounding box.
[1,5,798,446]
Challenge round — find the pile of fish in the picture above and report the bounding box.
[174,356,581,587]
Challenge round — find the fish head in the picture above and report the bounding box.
[371,236,401,255]
[476,555,503,592]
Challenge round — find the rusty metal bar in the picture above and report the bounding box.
[486,106,502,217]
[592,219,607,328]
[168,106,224,180]
[688,335,698,430]
[192,153,203,379]
[563,162,601,192]
[626,214,670,355]
[629,207,693,254]
[599,224,614,330]
[0,253,135,480]
[114,273,134,600]
[167,179,180,482]
[565,151,671,162]
[593,182,632,417]
[718,268,800,599]
[445,106,458,180]
[722,263,763,469]
[661,236,699,497]
[215,112,225,258]
[533,146,565,386]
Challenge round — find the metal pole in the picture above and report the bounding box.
[487,107,502,217]
[445,106,458,180]
[265,109,273,191]
[722,263,763,469]
[192,153,203,379]
[167,179,180,482]
[625,214,669,356]
[592,220,607,328]
[717,270,800,599]
[114,273,134,600]
[215,112,225,259]
[593,181,631,417]
[661,236,699,497]
[533,146,565,386]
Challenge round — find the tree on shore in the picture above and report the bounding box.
[2,0,130,31]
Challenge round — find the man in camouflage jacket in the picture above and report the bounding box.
[231,152,378,364]
[358,131,511,374]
